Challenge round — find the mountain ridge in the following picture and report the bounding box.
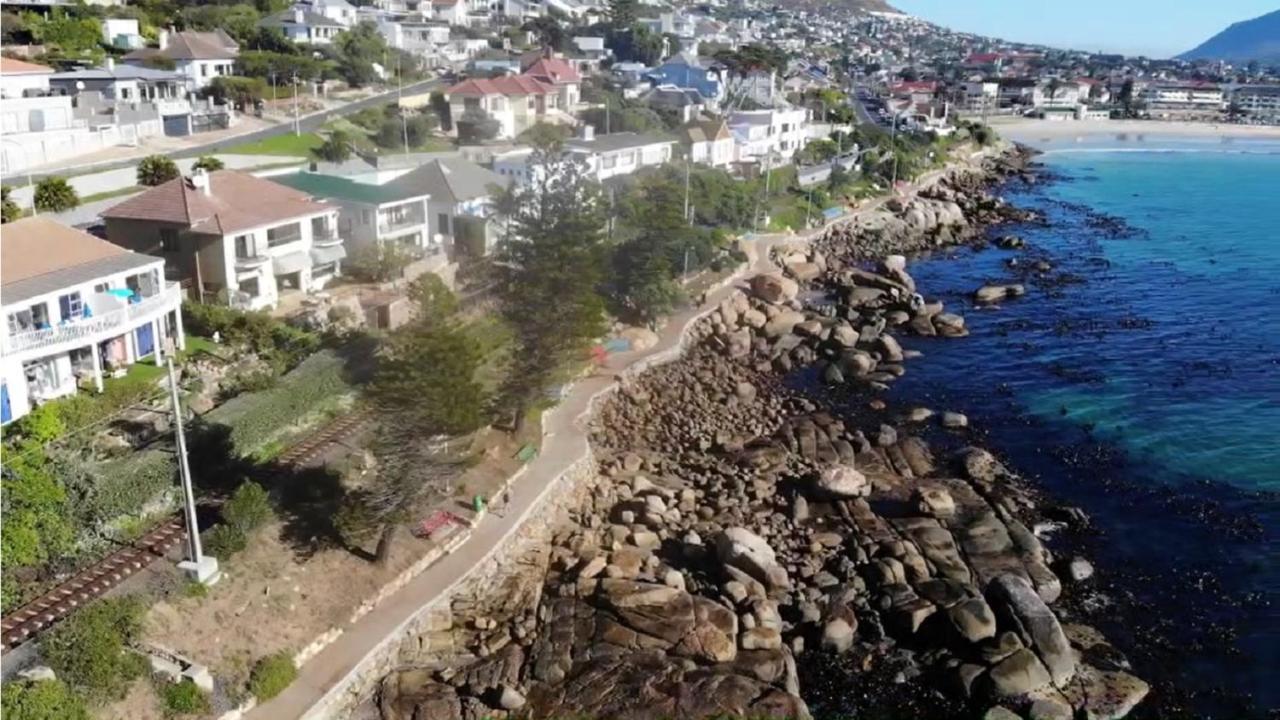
[1178,9,1280,63]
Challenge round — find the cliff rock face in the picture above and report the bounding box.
[1178,9,1280,63]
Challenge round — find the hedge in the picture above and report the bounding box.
[78,451,177,536]
[40,596,146,703]
[0,679,89,720]
[202,351,351,456]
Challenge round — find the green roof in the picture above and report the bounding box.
[273,172,428,205]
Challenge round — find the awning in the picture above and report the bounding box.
[272,251,310,275]
[310,244,347,265]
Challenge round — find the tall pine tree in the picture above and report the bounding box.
[495,149,609,427]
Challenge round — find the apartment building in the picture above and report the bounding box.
[102,170,344,311]
[1,218,184,424]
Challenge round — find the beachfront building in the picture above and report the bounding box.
[1,218,184,424]
[522,56,583,111]
[1142,82,1224,115]
[101,169,344,311]
[1229,85,1280,122]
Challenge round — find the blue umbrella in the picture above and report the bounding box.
[107,288,135,298]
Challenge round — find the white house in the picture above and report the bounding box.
[102,170,345,311]
[431,0,468,25]
[123,29,239,92]
[1,218,184,424]
[260,8,346,45]
[728,107,809,162]
[101,17,144,49]
[1143,82,1224,111]
[308,0,358,26]
[680,117,734,168]
[494,127,675,184]
[0,56,54,98]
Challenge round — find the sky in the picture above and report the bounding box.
[890,0,1278,59]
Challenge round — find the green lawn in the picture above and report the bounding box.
[222,132,323,157]
[81,185,142,204]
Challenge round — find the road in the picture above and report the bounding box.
[26,78,443,182]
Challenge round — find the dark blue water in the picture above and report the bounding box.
[886,143,1280,717]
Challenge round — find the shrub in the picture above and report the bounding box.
[181,303,320,372]
[203,523,247,559]
[0,679,89,720]
[159,679,210,717]
[74,451,176,537]
[249,652,297,701]
[40,597,146,703]
[192,155,225,172]
[2,184,21,223]
[223,481,274,534]
[137,155,180,186]
[33,177,78,213]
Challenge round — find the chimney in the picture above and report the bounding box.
[580,124,594,141]
[105,57,115,72]
[190,167,211,195]
[158,28,170,50]
[294,8,305,23]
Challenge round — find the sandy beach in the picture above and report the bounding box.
[988,117,1280,146]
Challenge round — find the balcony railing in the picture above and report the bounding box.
[378,214,424,234]
[4,285,181,356]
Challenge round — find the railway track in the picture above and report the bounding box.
[0,409,375,651]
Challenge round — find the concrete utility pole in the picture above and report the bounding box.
[292,73,301,136]
[167,358,219,586]
[683,156,691,223]
[399,53,409,153]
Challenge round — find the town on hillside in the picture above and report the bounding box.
[0,0,1277,718]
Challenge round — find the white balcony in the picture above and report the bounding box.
[3,284,182,358]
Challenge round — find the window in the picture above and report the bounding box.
[58,292,83,321]
[601,154,617,170]
[234,234,253,258]
[93,281,111,294]
[437,213,450,234]
[267,223,302,247]
[201,64,209,77]
[8,303,50,334]
[160,228,179,253]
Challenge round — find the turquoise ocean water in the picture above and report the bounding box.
[883,136,1280,716]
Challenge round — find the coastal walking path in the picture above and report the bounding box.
[246,155,979,720]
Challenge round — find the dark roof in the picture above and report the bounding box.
[389,157,508,204]
[50,65,182,82]
[565,132,675,153]
[124,30,237,62]
[262,9,344,27]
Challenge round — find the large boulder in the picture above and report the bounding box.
[987,648,1053,697]
[763,310,808,339]
[716,527,790,591]
[814,465,869,499]
[986,575,1076,686]
[973,284,1026,304]
[750,273,799,305]
[379,675,462,720]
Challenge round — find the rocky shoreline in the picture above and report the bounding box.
[371,147,1152,720]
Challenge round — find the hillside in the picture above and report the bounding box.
[773,0,900,14]
[1178,9,1280,64]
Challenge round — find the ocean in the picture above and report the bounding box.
[882,137,1280,717]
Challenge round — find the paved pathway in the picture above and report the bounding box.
[245,230,796,720]
[245,153,989,720]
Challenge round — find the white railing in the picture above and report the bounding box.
[4,286,181,356]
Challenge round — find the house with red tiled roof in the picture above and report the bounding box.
[444,74,569,139]
[101,169,345,311]
[0,57,54,99]
[522,55,582,109]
